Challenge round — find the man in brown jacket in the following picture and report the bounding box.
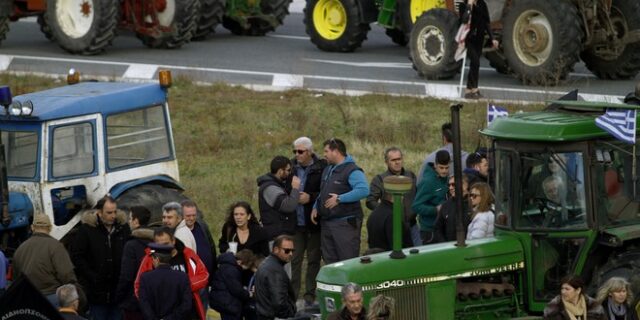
[13,214,78,308]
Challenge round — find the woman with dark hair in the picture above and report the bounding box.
[218,202,269,258]
[597,277,639,320]
[209,249,257,320]
[544,275,605,320]
[466,182,495,240]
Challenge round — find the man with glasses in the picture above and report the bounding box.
[258,155,301,240]
[311,138,369,264]
[290,137,326,306]
[255,235,297,320]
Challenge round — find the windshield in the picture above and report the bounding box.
[496,148,587,230]
[1,130,39,179]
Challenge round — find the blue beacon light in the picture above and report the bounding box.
[0,86,11,108]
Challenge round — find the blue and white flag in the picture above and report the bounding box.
[595,108,637,144]
[487,104,509,126]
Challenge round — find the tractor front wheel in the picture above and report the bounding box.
[137,0,200,49]
[44,0,119,55]
[192,0,226,40]
[400,0,446,37]
[304,0,370,52]
[581,0,640,80]
[502,0,583,85]
[409,9,461,80]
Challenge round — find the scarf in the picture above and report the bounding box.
[608,297,627,320]
[563,295,587,320]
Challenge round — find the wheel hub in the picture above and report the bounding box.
[313,0,347,40]
[520,24,549,53]
[418,26,444,65]
[80,1,92,17]
[327,8,344,25]
[155,0,167,12]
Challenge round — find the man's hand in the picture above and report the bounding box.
[299,192,310,204]
[311,209,318,225]
[492,39,499,49]
[324,193,339,209]
[291,176,301,190]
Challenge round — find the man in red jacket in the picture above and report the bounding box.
[135,227,209,320]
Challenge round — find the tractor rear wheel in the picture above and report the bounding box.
[137,0,200,49]
[304,0,370,52]
[44,0,119,55]
[223,0,292,36]
[116,184,189,226]
[385,28,408,46]
[589,248,640,306]
[192,0,226,40]
[502,0,583,85]
[581,0,640,80]
[400,0,446,36]
[409,9,461,80]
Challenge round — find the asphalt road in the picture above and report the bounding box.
[1,5,639,103]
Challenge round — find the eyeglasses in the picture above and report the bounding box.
[469,193,481,199]
[293,149,306,155]
[282,248,295,254]
[449,183,456,187]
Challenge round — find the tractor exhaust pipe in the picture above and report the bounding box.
[451,104,466,248]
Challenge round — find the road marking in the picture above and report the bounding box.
[0,55,12,71]
[267,34,310,40]
[123,64,158,79]
[0,54,623,102]
[303,58,412,68]
[272,74,304,88]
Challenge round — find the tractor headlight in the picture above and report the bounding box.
[21,100,33,116]
[9,101,22,116]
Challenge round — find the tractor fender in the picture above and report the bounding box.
[358,0,378,23]
[0,192,34,231]
[109,175,184,199]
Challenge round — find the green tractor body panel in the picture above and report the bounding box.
[601,225,640,247]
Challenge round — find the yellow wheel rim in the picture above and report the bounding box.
[410,0,445,23]
[313,0,347,40]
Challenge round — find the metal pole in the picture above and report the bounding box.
[451,104,466,247]
[385,175,412,259]
[458,55,467,98]
[0,144,10,227]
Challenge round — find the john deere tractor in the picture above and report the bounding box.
[0,0,292,54]
[315,86,640,319]
[409,0,640,85]
[304,0,454,51]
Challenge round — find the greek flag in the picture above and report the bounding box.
[596,108,637,144]
[487,104,509,126]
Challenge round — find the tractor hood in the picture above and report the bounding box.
[317,235,524,291]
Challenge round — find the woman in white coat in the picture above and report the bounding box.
[467,182,495,240]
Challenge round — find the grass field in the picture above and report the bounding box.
[1,73,541,248]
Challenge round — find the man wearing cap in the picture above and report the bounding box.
[13,214,78,307]
[138,243,192,320]
[135,227,209,320]
[72,195,130,319]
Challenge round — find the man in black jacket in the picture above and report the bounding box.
[367,193,413,251]
[290,136,326,304]
[257,156,301,240]
[115,206,153,319]
[255,235,296,320]
[434,175,471,243]
[71,195,131,320]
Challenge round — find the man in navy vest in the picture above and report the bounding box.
[311,138,369,264]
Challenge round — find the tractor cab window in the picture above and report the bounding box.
[517,151,587,230]
[1,130,39,179]
[494,148,514,227]
[593,143,640,225]
[106,105,171,170]
[51,122,95,178]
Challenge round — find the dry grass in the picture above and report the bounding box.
[0,73,542,242]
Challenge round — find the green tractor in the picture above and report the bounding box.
[315,87,640,319]
[304,0,455,51]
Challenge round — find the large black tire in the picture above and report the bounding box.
[409,9,461,80]
[580,0,640,80]
[0,3,9,46]
[223,0,292,36]
[485,50,511,75]
[502,0,583,86]
[37,14,53,41]
[44,0,119,55]
[192,0,225,40]
[116,184,189,226]
[137,0,200,49]
[385,28,408,46]
[303,0,370,52]
[588,248,640,306]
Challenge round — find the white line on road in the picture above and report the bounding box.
[0,56,13,71]
[123,64,158,80]
[267,34,310,40]
[303,58,412,68]
[272,74,304,88]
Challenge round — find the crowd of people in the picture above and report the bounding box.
[0,123,639,320]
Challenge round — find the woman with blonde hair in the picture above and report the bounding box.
[597,277,638,320]
[466,182,495,240]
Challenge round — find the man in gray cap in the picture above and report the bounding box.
[138,243,192,320]
[13,214,78,307]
